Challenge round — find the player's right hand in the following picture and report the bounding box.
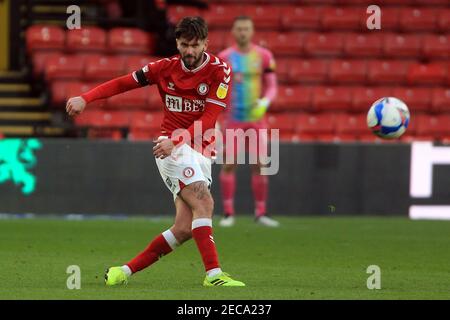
[66,96,86,116]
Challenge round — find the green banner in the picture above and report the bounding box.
[0,139,42,195]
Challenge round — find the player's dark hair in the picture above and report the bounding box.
[175,16,208,41]
[233,15,253,24]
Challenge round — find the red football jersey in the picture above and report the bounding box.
[132,52,232,139]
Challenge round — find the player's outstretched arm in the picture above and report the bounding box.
[65,73,141,116]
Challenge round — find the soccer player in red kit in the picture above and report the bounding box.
[66,17,245,287]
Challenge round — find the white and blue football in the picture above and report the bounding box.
[367,97,410,139]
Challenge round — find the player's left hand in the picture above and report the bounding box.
[153,137,175,159]
[250,97,270,121]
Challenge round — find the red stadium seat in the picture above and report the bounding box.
[343,33,383,58]
[288,59,329,84]
[266,113,296,134]
[147,85,162,110]
[253,32,303,56]
[124,55,161,73]
[399,8,438,32]
[207,31,227,54]
[107,87,148,109]
[50,81,101,107]
[312,86,352,112]
[422,35,450,59]
[128,129,160,141]
[414,0,449,4]
[367,60,412,85]
[383,33,421,58]
[128,110,164,141]
[328,59,367,84]
[271,86,313,112]
[275,58,291,83]
[26,25,65,53]
[75,110,130,128]
[108,28,154,54]
[252,32,276,50]
[295,113,336,135]
[83,55,126,81]
[50,81,72,106]
[45,54,84,81]
[31,51,60,77]
[416,114,450,139]
[335,113,368,136]
[167,5,202,25]
[304,33,344,57]
[204,5,241,28]
[281,6,321,30]
[359,7,400,31]
[321,7,362,30]
[65,81,105,109]
[243,5,281,29]
[407,63,448,86]
[351,87,393,112]
[392,88,432,112]
[66,27,106,52]
[438,9,449,32]
[280,6,322,30]
[129,111,164,130]
[87,128,123,140]
[431,88,450,113]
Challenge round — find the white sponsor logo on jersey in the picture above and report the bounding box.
[165,94,205,112]
[165,94,183,112]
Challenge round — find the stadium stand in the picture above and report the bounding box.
[12,0,449,142]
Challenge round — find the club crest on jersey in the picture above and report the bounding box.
[183,167,195,178]
[168,82,175,90]
[197,83,209,95]
[216,83,228,100]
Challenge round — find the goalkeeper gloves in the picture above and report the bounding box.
[250,97,270,121]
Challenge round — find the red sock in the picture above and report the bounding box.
[192,219,220,272]
[126,231,176,273]
[252,174,268,217]
[219,171,235,216]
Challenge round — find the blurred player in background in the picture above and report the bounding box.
[66,17,245,287]
[218,16,279,228]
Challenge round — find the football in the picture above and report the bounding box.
[367,97,410,139]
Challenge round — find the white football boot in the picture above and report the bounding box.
[256,215,280,227]
[219,215,235,227]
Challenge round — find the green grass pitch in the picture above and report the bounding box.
[1,216,449,299]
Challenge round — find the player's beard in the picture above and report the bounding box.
[182,50,205,70]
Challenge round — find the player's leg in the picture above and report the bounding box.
[179,181,245,286]
[250,120,279,227]
[104,198,192,286]
[219,163,237,227]
[251,163,278,227]
[219,121,243,227]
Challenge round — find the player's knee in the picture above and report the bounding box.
[196,193,214,216]
[172,227,192,243]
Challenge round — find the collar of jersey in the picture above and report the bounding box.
[180,52,210,73]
